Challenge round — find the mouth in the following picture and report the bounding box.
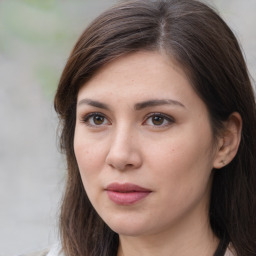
[105,183,152,205]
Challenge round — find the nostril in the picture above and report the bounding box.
[106,155,141,171]
[108,162,134,171]
[105,139,142,170]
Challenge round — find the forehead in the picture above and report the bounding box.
[77,51,194,102]
[76,50,212,136]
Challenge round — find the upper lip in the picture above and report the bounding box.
[105,182,151,192]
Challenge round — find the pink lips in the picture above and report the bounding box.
[105,183,152,205]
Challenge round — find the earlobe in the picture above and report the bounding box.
[213,112,242,169]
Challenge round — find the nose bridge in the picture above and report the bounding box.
[106,122,141,170]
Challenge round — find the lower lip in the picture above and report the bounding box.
[106,191,151,205]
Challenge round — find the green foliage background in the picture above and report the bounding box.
[0,0,115,98]
[0,1,255,255]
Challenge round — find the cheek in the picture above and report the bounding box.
[74,129,105,182]
[74,136,106,207]
[147,141,213,221]
[145,124,215,194]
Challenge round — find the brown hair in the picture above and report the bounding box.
[54,0,256,255]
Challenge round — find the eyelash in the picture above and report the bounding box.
[143,113,175,127]
[81,112,175,128]
[81,112,111,127]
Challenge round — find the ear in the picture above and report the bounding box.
[213,112,242,169]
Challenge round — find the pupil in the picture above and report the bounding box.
[153,116,163,125]
[94,115,104,125]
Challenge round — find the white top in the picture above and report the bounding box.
[46,244,63,256]
[46,243,236,256]
[224,246,236,256]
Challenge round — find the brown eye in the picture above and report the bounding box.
[93,115,105,125]
[152,116,164,125]
[143,113,174,127]
[83,113,110,126]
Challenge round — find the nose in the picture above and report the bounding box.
[105,126,142,171]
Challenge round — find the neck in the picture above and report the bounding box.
[117,205,219,256]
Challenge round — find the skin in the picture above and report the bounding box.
[74,51,240,256]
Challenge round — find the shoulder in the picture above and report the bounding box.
[18,249,50,256]
[19,244,63,256]
[45,244,63,256]
[224,245,237,256]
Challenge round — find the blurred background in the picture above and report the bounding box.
[0,0,255,255]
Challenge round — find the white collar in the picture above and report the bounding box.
[46,243,236,256]
[46,244,63,256]
[224,245,236,256]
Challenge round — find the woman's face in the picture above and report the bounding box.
[74,51,219,237]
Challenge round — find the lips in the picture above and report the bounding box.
[105,183,152,205]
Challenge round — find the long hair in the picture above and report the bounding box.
[54,0,256,255]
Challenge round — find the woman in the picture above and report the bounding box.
[50,0,256,255]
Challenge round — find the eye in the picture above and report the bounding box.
[82,113,110,126]
[143,113,174,127]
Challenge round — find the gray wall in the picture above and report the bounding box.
[0,0,255,255]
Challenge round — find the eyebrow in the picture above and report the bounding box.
[77,98,185,110]
[134,99,185,110]
[77,99,110,110]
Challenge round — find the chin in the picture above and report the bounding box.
[110,225,148,237]
[104,215,150,237]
